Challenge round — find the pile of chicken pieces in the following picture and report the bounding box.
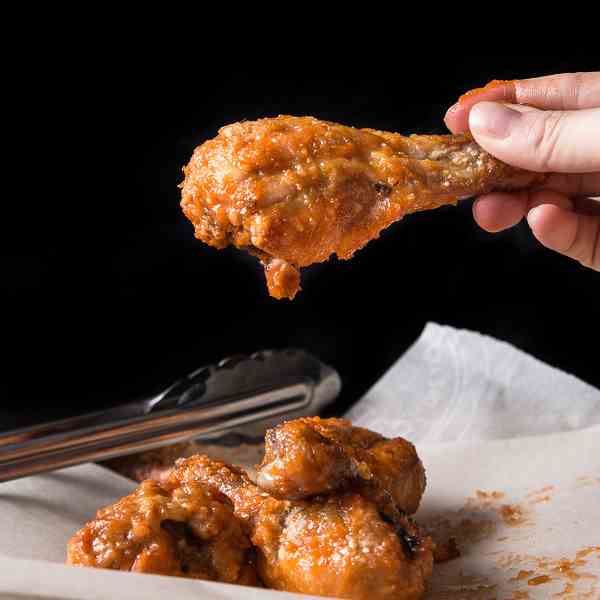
[68,418,435,600]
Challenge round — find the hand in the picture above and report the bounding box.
[445,73,600,271]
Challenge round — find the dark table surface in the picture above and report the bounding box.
[3,52,598,430]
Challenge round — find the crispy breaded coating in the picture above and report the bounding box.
[67,464,258,585]
[178,454,434,600]
[256,417,426,516]
[180,115,545,298]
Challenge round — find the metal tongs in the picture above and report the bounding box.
[0,349,341,482]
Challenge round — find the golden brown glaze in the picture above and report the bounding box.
[180,115,545,298]
[67,465,257,585]
[256,417,426,516]
[458,79,514,103]
[178,454,434,600]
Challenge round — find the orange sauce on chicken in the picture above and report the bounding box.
[459,79,514,103]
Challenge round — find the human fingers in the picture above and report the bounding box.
[445,80,515,133]
[515,72,600,110]
[527,197,600,270]
[472,191,529,232]
[469,103,600,172]
[535,172,600,197]
[471,188,574,233]
[444,72,600,133]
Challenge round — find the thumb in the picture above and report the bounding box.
[468,102,600,173]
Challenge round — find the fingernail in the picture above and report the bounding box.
[527,205,544,228]
[445,102,459,117]
[469,102,522,139]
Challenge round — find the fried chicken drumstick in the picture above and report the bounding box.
[180,115,545,299]
[179,455,433,600]
[257,417,426,516]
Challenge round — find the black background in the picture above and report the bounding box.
[3,52,598,429]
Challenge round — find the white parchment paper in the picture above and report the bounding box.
[1,323,599,599]
[347,322,600,442]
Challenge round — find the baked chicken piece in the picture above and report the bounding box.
[256,417,425,516]
[66,466,258,585]
[178,455,434,600]
[180,115,545,299]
